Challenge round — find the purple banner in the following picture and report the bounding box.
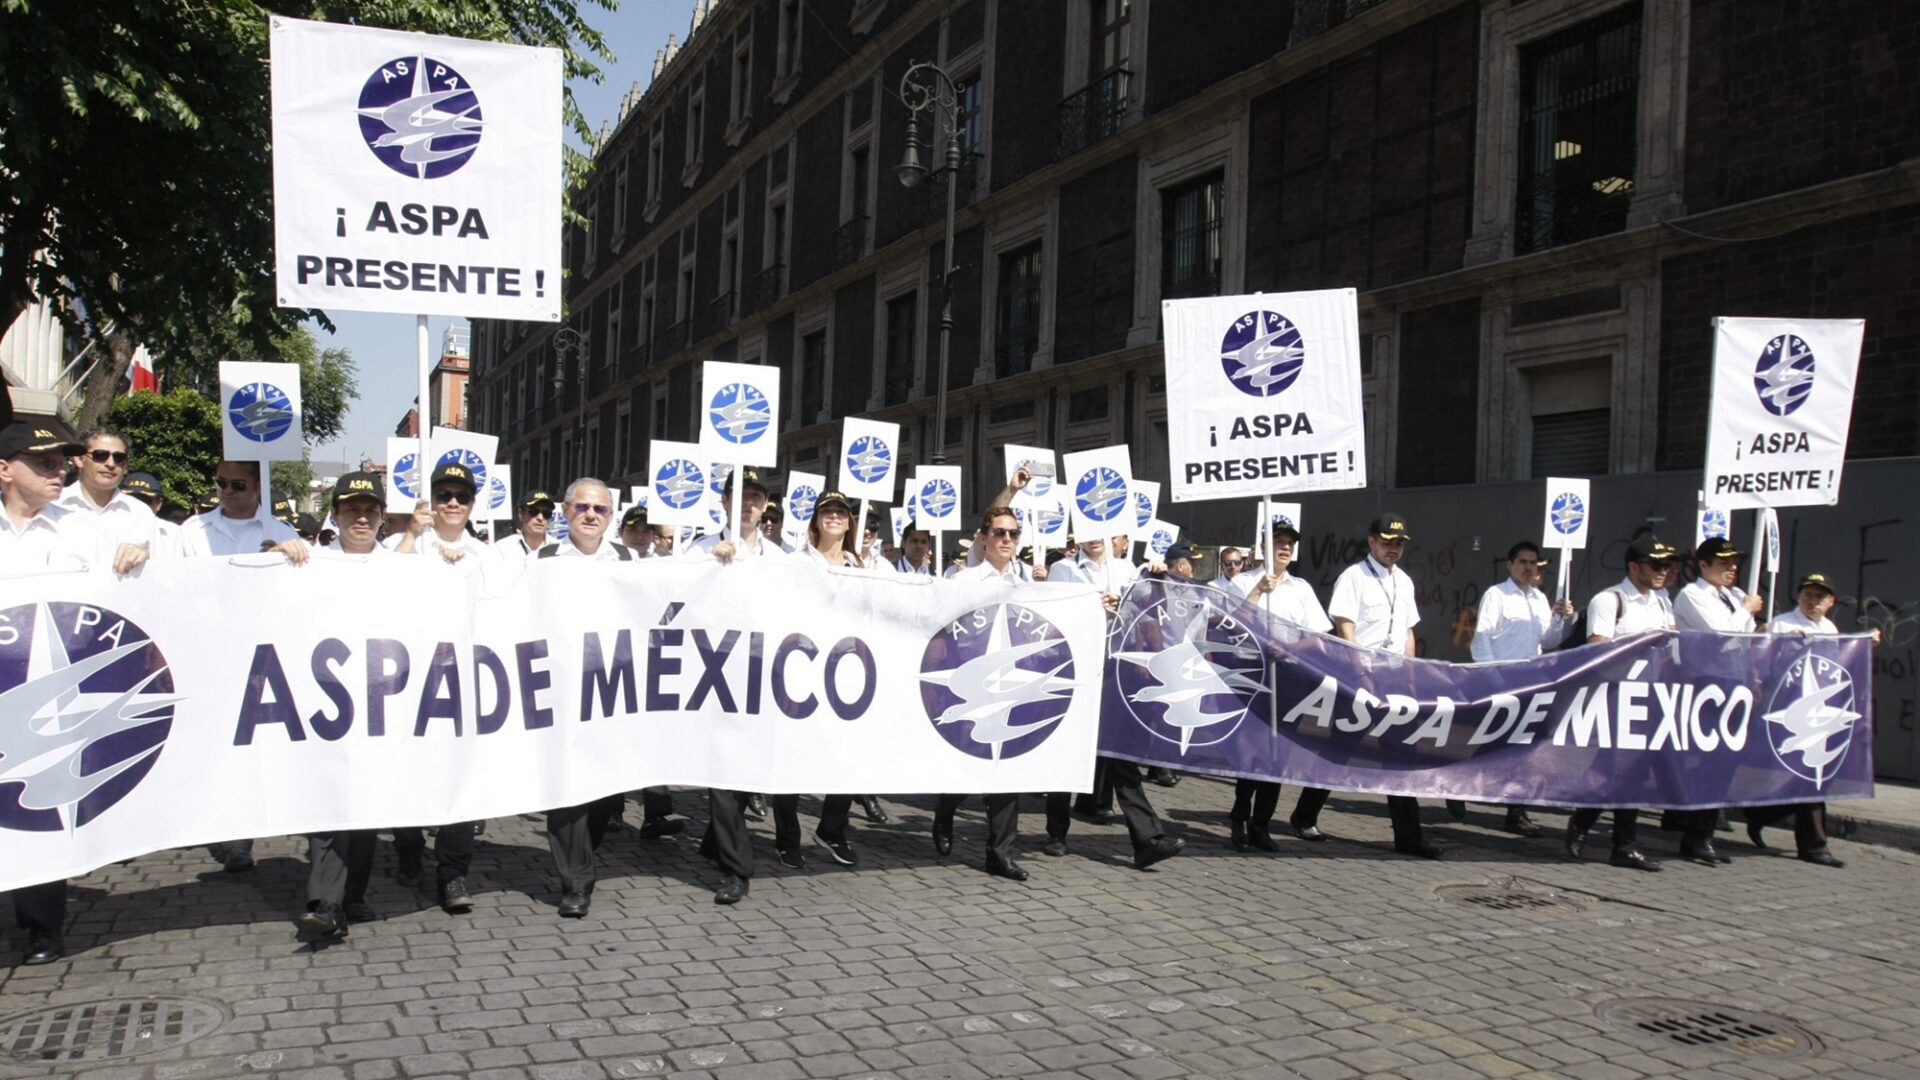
[1099,579,1875,809]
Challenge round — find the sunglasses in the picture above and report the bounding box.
[986,526,1022,540]
[214,477,251,492]
[571,502,611,517]
[86,449,129,465]
[433,489,475,505]
[1221,558,1245,567]
[523,506,552,519]
[11,453,67,475]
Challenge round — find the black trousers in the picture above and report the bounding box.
[641,787,676,820]
[1568,807,1640,851]
[1048,758,1161,847]
[934,793,1020,864]
[700,789,755,879]
[306,831,376,908]
[1292,788,1426,843]
[9,881,65,941]
[392,822,476,885]
[1745,803,1829,854]
[546,795,624,895]
[1072,760,1117,814]
[773,795,853,850]
[1231,779,1282,830]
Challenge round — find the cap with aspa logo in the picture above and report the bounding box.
[1797,572,1835,595]
[0,419,85,458]
[521,490,556,509]
[332,471,385,505]
[430,462,476,490]
[1696,537,1745,561]
[1626,536,1680,564]
[121,472,162,501]
[723,467,768,496]
[1368,513,1412,541]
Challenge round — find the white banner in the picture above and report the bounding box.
[781,470,826,548]
[0,557,1105,891]
[1703,316,1866,510]
[646,441,715,528]
[910,466,964,532]
[1061,446,1133,539]
[384,436,424,512]
[220,361,305,462]
[429,426,499,494]
[269,17,562,320]
[699,361,780,466]
[839,418,901,503]
[1541,476,1591,550]
[1163,291,1368,501]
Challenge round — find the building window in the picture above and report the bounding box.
[1531,408,1610,476]
[684,77,706,182]
[1515,4,1641,254]
[652,384,669,437]
[646,123,664,210]
[1068,386,1108,423]
[1090,0,1131,82]
[612,155,630,238]
[776,0,802,81]
[583,205,598,272]
[1161,170,1223,300]
[955,75,984,157]
[729,30,753,128]
[607,280,623,369]
[884,294,917,406]
[996,242,1043,378]
[800,330,826,424]
[676,228,697,325]
[616,404,633,476]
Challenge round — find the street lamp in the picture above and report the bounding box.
[551,326,587,481]
[895,61,962,465]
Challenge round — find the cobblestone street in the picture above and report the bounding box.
[4,780,1918,1080]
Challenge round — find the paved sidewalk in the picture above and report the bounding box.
[5,781,1919,1080]
[1828,779,1920,852]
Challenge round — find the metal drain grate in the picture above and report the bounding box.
[1599,999,1822,1059]
[1435,880,1584,914]
[0,998,225,1064]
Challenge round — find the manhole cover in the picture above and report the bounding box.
[0,998,225,1064]
[1598,999,1821,1059]
[1435,880,1584,914]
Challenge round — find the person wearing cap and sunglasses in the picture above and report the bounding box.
[56,426,157,575]
[1211,547,1247,591]
[493,489,558,573]
[1566,534,1681,872]
[1666,536,1765,865]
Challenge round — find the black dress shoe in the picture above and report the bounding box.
[932,824,953,856]
[1134,836,1184,870]
[396,852,424,887]
[1565,826,1588,860]
[815,832,858,866]
[473,820,487,838]
[776,846,806,870]
[714,875,748,904]
[1746,821,1770,850]
[22,934,63,966]
[744,794,768,821]
[1505,811,1544,839]
[343,901,377,923]
[1680,840,1731,866]
[859,796,890,824]
[1799,849,1844,868]
[1075,807,1115,825]
[1042,838,1068,857]
[297,905,348,940]
[223,852,255,873]
[638,817,686,840]
[985,857,1028,882]
[1610,848,1662,872]
[1289,821,1328,843]
[439,878,474,914]
[1248,829,1280,853]
[1229,820,1249,851]
[1395,840,1445,859]
[1445,800,1468,820]
[557,892,589,918]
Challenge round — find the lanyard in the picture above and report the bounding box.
[1364,557,1398,626]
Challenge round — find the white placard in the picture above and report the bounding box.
[646,440,715,528]
[1003,443,1057,509]
[1702,317,1865,510]
[781,470,826,548]
[699,360,781,466]
[910,466,964,531]
[269,17,563,321]
[1695,489,1730,547]
[1130,479,1160,531]
[839,417,901,503]
[1030,493,1069,549]
[628,485,649,510]
[890,506,912,548]
[383,436,423,512]
[1763,508,1781,572]
[1061,446,1134,539]
[1162,290,1368,501]
[220,361,306,461]
[1541,477,1591,550]
[483,463,513,516]
[428,425,498,494]
[1144,519,1180,558]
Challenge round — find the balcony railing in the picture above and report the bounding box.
[831,215,870,271]
[1057,69,1132,160]
[747,262,785,313]
[1289,0,1390,47]
[620,342,651,381]
[660,318,691,358]
[906,152,983,232]
[709,291,736,332]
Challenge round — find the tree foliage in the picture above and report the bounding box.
[2,0,614,418]
[107,389,224,511]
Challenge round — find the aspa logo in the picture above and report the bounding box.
[393,452,421,499]
[919,603,1075,761]
[1754,334,1815,416]
[1550,492,1585,535]
[1221,310,1306,398]
[1271,512,1296,531]
[708,383,772,445]
[1133,491,1153,529]
[655,459,706,510]
[1700,509,1729,541]
[1074,467,1129,524]
[1,603,179,832]
[1763,652,1860,788]
[1112,585,1266,753]
[437,447,489,489]
[227,383,294,443]
[1027,467,1053,498]
[486,474,509,513]
[1150,528,1176,556]
[357,55,483,179]
[1035,500,1066,537]
[918,479,958,521]
[845,436,892,485]
[788,485,820,522]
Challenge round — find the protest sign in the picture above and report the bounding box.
[646,441,715,528]
[839,418,901,503]
[781,470,826,548]
[910,466,964,531]
[1702,317,1865,510]
[428,426,498,493]
[699,361,780,467]
[1062,446,1134,539]
[383,436,423,512]
[1003,444,1056,510]
[220,362,305,462]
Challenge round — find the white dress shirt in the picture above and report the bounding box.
[545,537,630,562]
[952,558,1033,583]
[0,502,101,572]
[178,507,297,557]
[1471,577,1570,661]
[1052,554,1129,594]
[690,527,791,560]
[1587,577,1676,639]
[1769,608,1837,636]
[794,543,894,574]
[895,555,936,576]
[1327,556,1419,651]
[1231,570,1332,633]
[1673,578,1758,633]
[58,483,157,552]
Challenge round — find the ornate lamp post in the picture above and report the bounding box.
[550,326,587,480]
[895,61,962,466]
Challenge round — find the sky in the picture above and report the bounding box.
[309,2,695,469]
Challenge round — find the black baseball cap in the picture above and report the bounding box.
[430,462,476,491]
[332,471,384,506]
[1797,572,1835,595]
[521,489,555,510]
[722,466,767,497]
[272,497,297,522]
[1696,537,1745,561]
[621,505,648,528]
[1368,513,1411,540]
[1165,542,1196,562]
[0,418,83,458]
[1270,519,1301,543]
[122,472,162,502]
[814,490,854,516]
[1626,536,1680,564]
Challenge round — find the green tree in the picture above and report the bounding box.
[2,0,614,428]
[107,388,224,511]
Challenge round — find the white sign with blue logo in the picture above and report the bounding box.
[1144,519,1180,559]
[1003,443,1055,510]
[1695,489,1729,547]
[911,466,964,532]
[890,506,913,548]
[1540,477,1591,550]
[1129,479,1160,532]
[1061,446,1134,539]
[646,440,716,528]
[698,361,781,467]
[383,436,423,511]
[1162,290,1368,502]
[428,425,498,498]
[219,361,305,461]
[485,464,513,516]
[781,470,826,548]
[1703,316,1865,511]
[839,417,900,503]
[268,18,562,321]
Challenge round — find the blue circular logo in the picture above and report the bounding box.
[1151,529,1175,555]
[357,55,483,179]
[655,459,706,510]
[708,383,772,445]
[1133,491,1153,529]
[0,602,175,832]
[846,436,892,485]
[1220,310,1305,398]
[1074,467,1129,524]
[919,603,1075,761]
[393,452,420,499]
[1035,500,1066,538]
[788,485,820,522]
[1700,509,1729,541]
[1112,586,1266,751]
[1763,653,1859,788]
[1754,334,1815,416]
[227,383,294,444]
[1028,471,1053,498]
[486,473,509,513]
[1550,492,1585,535]
[437,447,489,491]
[918,479,958,522]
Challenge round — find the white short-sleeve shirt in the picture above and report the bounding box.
[1327,556,1419,651]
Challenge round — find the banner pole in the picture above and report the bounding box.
[416,315,432,512]
[1557,541,1572,603]
[1259,494,1279,736]
[935,530,944,579]
[1745,510,1765,595]
[859,498,871,561]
